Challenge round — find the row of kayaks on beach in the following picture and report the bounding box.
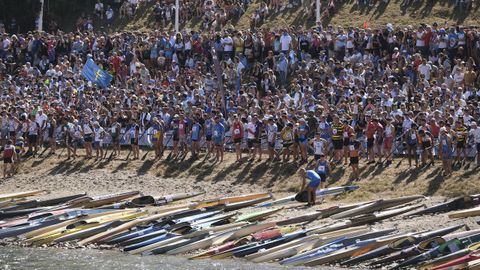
[1,188,480,269]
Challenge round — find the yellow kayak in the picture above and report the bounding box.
[28,212,146,245]
[27,210,144,243]
[449,206,480,219]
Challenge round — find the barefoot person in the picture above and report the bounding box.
[439,127,453,176]
[348,134,363,181]
[231,114,244,162]
[2,140,16,179]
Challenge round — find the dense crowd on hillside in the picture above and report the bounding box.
[1,0,480,180]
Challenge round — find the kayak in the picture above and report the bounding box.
[343,224,465,265]
[189,238,250,259]
[234,208,283,223]
[223,197,272,212]
[123,232,179,252]
[78,208,189,245]
[449,206,480,219]
[246,227,369,262]
[393,231,480,269]
[276,212,323,226]
[330,195,425,219]
[54,220,127,243]
[146,235,208,255]
[255,186,359,208]
[280,228,397,266]
[0,219,66,239]
[419,242,480,270]
[0,190,47,201]
[252,226,299,241]
[409,195,480,217]
[233,230,308,258]
[190,193,271,209]
[0,193,86,212]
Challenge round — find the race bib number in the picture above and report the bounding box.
[317,165,326,172]
[411,134,416,140]
[442,140,447,145]
[234,129,240,135]
[343,132,348,138]
[332,129,337,134]
[349,145,355,151]
[214,131,219,137]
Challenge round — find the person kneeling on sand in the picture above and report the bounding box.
[299,167,327,206]
[2,140,17,179]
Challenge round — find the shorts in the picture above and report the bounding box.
[314,154,323,160]
[457,140,465,149]
[233,138,242,144]
[9,131,16,138]
[343,138,350,146]
[268,142,275,148]
[214,141,223,147]
[179,135,186,143]
[442,149,452,159]
[247,139,257,148]
[131,138,138,145]
[93,141,103,148]
[332,139,342,150]
[206,135,212,141]
[283,142,293,148]
[367,138,375,149]
[299,139,308,145]
[477,143,480,153]
[3,157,13,164]
[28,135,38,144]
[308,180,321,189]
[191,138,198,142]
[384,137,393,149]
[84,134,93,143]
[422,140,432,149]
[350,156,359,165]
[112,136,119,144]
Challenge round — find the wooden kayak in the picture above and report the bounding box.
[330,195,425,219]
[234,208,283,223]
[77,208,189,245]
[449,206,480,219]
[189,193,271,209]
[0,190,47,201]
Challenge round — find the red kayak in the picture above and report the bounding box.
[431,251,480,270]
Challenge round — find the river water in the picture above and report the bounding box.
[0,246,352,270]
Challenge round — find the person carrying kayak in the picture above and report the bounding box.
[2,140,17,179]
[298,167,327,206]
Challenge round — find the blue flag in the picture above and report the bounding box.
[81,58,112,88]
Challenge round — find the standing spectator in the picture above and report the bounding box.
[2,140,16,179]
[213,115,225,163]
[95,1,105,19]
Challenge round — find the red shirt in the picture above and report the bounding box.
[366,121,377,139]
[429,123,440,138]
[232,121,243,139]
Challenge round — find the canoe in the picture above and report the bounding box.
[449,206,480,219]
[246,226,369,262]
[419,242,480,270]
[190,193,271,209]
[343,223,465,266]
[256,186,359,208]
[234,208,283,223]
[0,190,47,201]
[77,208,189,245]
[280,228,397,266]
[330,195,425,219]
[393,232,480,269]
[409,195,480,217]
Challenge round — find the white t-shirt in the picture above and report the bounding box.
[247,122,256,139]
[470,128,480,143]
[35,113,48,129]
[280,34,292,51]
[418,64,432,80]
[94,127,104,142]
[222,37,233,52]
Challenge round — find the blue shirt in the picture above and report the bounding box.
[306,170,322,185]
[191,123,201,141]
[213,122,225,143]
[205,119,213,136]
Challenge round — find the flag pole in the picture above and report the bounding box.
[38,0,45,32]
[175,0,179,32]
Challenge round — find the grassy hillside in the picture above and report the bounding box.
[109,0,480,33]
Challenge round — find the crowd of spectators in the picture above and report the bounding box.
[0,1,480,180]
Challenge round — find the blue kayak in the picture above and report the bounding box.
[123,232,179,252]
